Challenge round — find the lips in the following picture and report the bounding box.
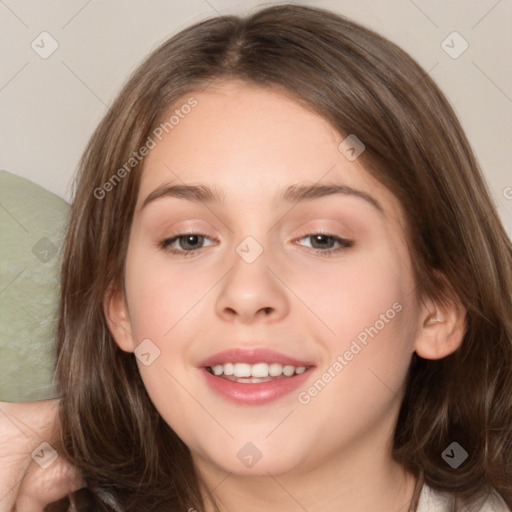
[197,347,315,406]
[197,347,314,368]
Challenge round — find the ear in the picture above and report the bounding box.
[103,283,135,353]
[414,290,467,360]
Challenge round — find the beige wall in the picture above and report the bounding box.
[1,0,511,236]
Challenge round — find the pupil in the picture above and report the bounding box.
[182,235,202,250]
[312,235,331,248]
[178,234,334,251]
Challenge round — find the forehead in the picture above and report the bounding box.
[136,80,403,221]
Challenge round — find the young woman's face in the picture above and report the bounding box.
[116,80,424,479]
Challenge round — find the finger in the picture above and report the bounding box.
[15,456,85,512]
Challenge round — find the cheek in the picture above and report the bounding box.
[312,255,418,417]
[303,242,419,406]
[122,251,212,426]
[303,244,416,348]
[124,252,206,341]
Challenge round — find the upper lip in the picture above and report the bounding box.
[198,347,315,368]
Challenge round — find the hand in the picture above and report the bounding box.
[0,399,84,512]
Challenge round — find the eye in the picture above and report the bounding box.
[294,232,353,257]
[158,232,217,256]
[158,231,353,258]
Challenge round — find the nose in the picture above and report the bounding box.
[214,243,290,324]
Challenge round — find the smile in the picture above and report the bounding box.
[206,362,308,382]
[198,348,315,405]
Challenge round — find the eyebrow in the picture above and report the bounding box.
[140,181,383,213]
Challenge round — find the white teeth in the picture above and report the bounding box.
[233,363,251,378]
[282,365,295,376]
[269,363,283,376]
[251,362,269,378]
[208,362,308,378]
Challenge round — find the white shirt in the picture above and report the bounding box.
[417,484,510,511]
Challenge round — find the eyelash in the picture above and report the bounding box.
[158,231,218,258]
[294,230,353,257]
[158,230,353,258]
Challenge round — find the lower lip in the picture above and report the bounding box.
[200,367,313,405]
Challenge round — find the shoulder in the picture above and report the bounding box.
[417,484,510,512]
[416,484,452,511]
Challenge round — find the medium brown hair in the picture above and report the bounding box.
[53,4,512,510]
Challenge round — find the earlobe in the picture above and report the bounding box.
[103,283,135,353]
[414,295,467,360]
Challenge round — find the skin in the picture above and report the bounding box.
[104,80,467,512]
[0,399,83,512]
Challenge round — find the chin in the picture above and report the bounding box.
[198,440,307,477]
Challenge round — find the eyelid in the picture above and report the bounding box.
[157,230,217,256]
[291,225,353,244]
[292,229,353,255]
[157,230,354,260]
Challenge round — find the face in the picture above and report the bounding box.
[109,80,426,480]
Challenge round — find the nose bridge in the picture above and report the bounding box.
[214,232,290,323]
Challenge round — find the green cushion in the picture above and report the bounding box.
[0,170,69,402]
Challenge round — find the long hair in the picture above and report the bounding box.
[53,4,512,510]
